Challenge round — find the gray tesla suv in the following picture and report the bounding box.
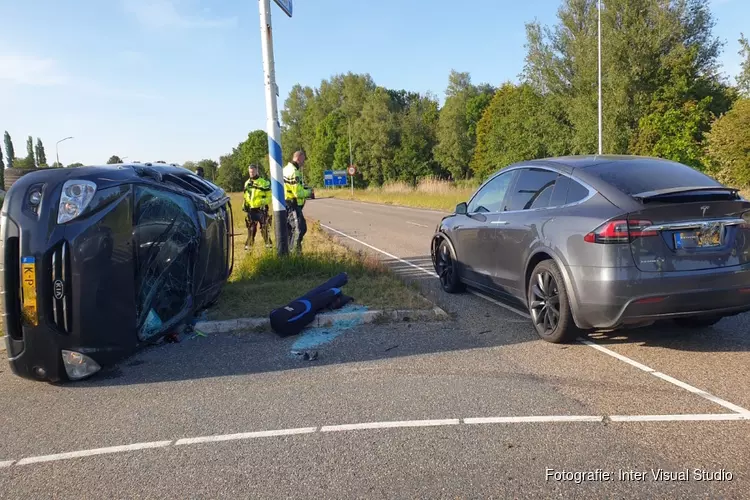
[431,155,750,343]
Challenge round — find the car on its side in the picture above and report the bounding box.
[431,155,750,343]
[1,163,235,382]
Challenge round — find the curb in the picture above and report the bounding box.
[195,306,449,335]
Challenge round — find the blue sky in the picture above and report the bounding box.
[0,0,747,166]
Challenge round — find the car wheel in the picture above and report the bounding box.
[527,260,578,343]
[435,239,464,293]
[672,315,723,328]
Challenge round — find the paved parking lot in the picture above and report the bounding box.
[1,197,749,498]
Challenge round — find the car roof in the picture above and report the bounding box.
[520,154,678,171]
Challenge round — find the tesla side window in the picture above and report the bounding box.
[467,171,514,213]
[565,179,590,204]
[505,169,559,211]
[548,176,570,207]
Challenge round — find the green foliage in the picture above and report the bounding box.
[14,157,34,169]
[25,136,35,168]
[34,138,47,167]
[234,130,269,176]
[67,162,84,168]
[197,159,218,181]
[706,99,750,186]
[472,83,572,181]
[107,155,123,164]
[216,154,245,192]
[3,132,13,168]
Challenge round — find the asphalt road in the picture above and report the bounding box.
[1,197,750,498]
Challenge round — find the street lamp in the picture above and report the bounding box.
[56,136,74,167]
[597,0,603,155]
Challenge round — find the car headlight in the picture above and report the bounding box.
[58,180,97,224]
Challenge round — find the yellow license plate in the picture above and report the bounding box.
[21,256,38,326]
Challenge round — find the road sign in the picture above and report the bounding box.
[324,170,347,187]
[347,165,356,176]
[273,0,293,17]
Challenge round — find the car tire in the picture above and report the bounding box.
[434,238,464,293]
[527,260,578,343]
[672,315,723,328]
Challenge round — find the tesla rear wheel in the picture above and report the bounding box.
[435,239,464,293]
[672,315,723,328]
[527,260,578,343]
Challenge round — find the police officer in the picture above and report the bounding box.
[243,164,272,250]
[195,166,205,179]
[283,150,311,253]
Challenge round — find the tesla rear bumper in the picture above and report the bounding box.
[568,264,750,329]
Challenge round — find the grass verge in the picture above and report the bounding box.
[206,193,433,320]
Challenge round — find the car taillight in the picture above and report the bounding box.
[583,219,656,244]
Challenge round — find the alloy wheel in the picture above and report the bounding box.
[530,270,560,336]
[436,243,454,289]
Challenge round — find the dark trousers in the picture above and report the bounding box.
[286,203,307,253]
[246,208,271,247]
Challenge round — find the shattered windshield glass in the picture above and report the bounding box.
[133,186,200,341]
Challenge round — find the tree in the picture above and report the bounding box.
[394,92,441,183]
[472,83,572,181]
[25,136,35,168]
[35,138,47,167]
[0,143,3,169]
[523,0,724,155]
[67,162,84,168]
[353,88,399,185]
[49,162,64,168]
[3,131,14,169]
[706,99,750,187]
[14,157,34,169]
[233,130,269,176]
[739,34,750,97]
[0,144,4,188]
[215,154,244,192]
[434,71,475,180]
[197,159,218,181]
[107,155,123,164]
[281,84,315,155]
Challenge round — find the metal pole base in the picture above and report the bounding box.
[273,209,289,256]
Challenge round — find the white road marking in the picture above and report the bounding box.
[175,427,317,446]
[464,416,603,424]
[609,413,750,422]
[579,339,750,415]
[5,414,749,468]
[320,224,437,278]
[353,210,363,214]
[406,221,429,228]
[15,440,172,466]
[320,419,460,432]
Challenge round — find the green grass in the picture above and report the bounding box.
[319,178,478,212]
[206,193,432,320]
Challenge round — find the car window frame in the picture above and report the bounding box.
[466,169,518,215]
[466,164,598,215]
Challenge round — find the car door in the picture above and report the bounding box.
[490,168,560,296]
[455,169,517,288]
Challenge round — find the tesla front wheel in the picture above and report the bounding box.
[435,239,464,293]
[527,260,578,343]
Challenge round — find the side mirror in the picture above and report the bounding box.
[455,202,468,215]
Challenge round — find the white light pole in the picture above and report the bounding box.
[597,0,603,156]
[56,136,74,167]
[259,0,291,256]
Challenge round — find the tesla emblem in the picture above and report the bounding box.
[53,279,65,300]
[701,205,710,217]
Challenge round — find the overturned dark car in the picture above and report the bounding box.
[1,163,235,382]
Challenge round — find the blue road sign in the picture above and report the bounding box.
[324,170,348,187]
[273,0,293,17]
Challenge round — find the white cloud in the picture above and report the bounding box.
[0,52,158,101]
[123,0,237,29]
[0,54,68,86]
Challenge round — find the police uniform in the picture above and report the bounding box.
[283,161,311,252]
[243,175,272,249]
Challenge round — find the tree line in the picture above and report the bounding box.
[212,0,750,193]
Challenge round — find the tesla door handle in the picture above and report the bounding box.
[491,220,509,225]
